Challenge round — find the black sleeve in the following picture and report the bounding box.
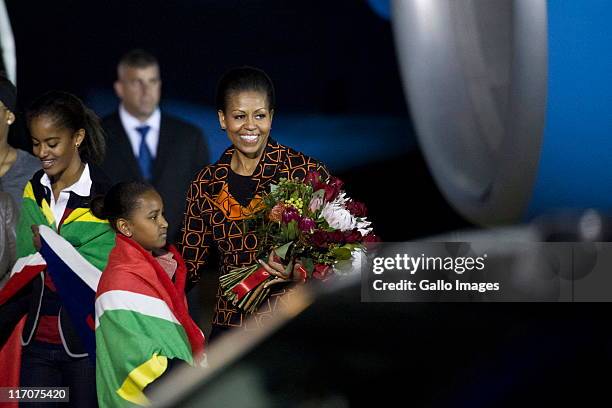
[0,283,32,347]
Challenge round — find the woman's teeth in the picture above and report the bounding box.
[41,160,55,169]
[240,135,258,142]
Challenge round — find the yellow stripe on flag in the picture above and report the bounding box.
[23,182,35,201]
[40,199,55,227]
[63,208,109,225]
[116,353,168,406]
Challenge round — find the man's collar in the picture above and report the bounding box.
[40,163,92,197]
[119,104,161,130]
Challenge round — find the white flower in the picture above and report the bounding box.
[333,192,349,205]
[320,197,356,231]
[356,218,372,236]
[334,248,365,276]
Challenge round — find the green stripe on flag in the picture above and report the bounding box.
[96,309,193,407]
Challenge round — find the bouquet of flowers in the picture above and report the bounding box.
[220,171,379,313]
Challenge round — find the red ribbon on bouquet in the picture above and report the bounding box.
[231,267,271,301]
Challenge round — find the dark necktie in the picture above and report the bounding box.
[136,125,152,181]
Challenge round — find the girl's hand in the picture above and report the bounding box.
[31,225,42,251]
[258,251,307,289]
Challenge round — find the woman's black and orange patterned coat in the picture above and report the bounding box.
[180,138,329,338]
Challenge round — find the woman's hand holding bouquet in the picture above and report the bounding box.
[219,171,379,313]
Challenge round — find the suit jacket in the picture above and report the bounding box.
[101,112,209,244]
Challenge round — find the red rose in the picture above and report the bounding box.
[346,200,368,217]
[327,230,346,244]
[328,177,344,191]
[363,234,381,244]
[322,177,343,202]
[305,171,321,187]
[344,229,362,243]
[310,230,330,247]
[322,185,338,202]
[312,264,334,281]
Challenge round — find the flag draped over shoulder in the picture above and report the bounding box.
[0,180,115,387]
[18,180,114,356]
[96,234,205,408]
[17,181,114,271]
[38,225,112,356]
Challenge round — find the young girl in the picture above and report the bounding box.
[92,182,204,407]
[0,91,113,407]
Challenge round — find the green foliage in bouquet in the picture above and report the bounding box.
[221,172,379,313]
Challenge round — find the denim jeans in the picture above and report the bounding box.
[19,341,97,408]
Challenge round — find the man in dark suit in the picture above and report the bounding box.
[101,49,209,244]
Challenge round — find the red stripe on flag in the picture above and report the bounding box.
[0,265,46,306]
[0,317,25,395]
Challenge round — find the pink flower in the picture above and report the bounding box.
[282,207,301,224]
[308,195,324,212]
[298,217,316,232]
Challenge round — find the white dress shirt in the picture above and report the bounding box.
[40,163,92,227]
[118,105,161,159]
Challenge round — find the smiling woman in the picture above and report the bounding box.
[217,90,273,171]
[26,91,106,198]
[0,91,114,407]
[180,67,331,341]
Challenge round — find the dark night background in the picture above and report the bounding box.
[4,2,609,405]
[5,0,471,242]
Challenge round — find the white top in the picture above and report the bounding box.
[40,163,92,227]
[119,104,161,159]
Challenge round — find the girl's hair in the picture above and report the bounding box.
[26,91,106,165]
[215,66,275,112]
[91,181,155,231]
[0,72,17,112]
